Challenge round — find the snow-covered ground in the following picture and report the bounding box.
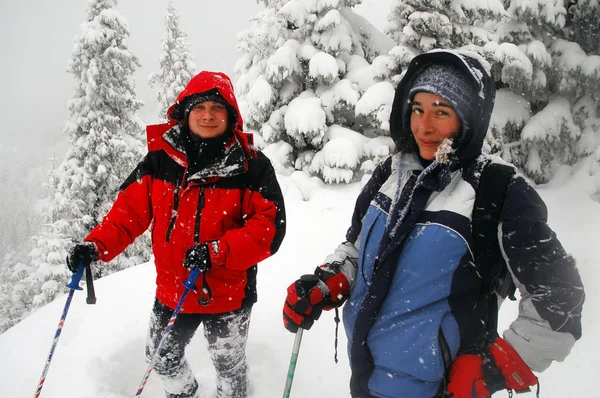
[1,171,598,398]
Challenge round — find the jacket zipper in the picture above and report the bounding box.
[165,172,187,243]
[165,185,180,242]
[194,187,205,243]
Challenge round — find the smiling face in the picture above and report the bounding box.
[410,92,461,160]
[187,100,229,138]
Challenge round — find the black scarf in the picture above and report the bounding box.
[182,128,233,175]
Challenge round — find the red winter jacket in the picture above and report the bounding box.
[85,71,286,314]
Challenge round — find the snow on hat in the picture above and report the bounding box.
[408,63,480,138]
[183,88,231,122]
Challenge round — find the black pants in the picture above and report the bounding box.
[146,299,252,398]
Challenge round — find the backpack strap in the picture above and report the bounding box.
[472,163,517,322]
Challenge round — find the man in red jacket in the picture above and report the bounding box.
[66,71,286,398]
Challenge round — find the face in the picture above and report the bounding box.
[410,92,461,160]
[187,100,229,138]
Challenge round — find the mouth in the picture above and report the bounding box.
[419,140,440,148]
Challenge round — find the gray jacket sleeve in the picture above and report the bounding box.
[321,241,359,288]
[499,176,585,372]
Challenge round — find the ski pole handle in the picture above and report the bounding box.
[183,268,201,289]
[282,328,304,398]
[65,263,85,290]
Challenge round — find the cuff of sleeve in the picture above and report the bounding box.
[209,240,227,267]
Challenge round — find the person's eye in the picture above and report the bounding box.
[412,108,423,114]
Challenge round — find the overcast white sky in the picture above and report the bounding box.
[0,0,391,162]
[0,0,264,157]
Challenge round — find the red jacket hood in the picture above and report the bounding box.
[147,71,255,166]
[167,71,244,135]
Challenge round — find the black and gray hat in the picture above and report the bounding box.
[408,62,480,137]
[183,89,231,122]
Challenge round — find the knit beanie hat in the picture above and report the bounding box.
[408,63,480,138]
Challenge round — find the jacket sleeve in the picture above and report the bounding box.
[320,241,359,289]
[210,152,286,270]
[84,154,154,262]
[499,175,584,372]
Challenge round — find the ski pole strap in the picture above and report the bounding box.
[334,308,340,364]
[85,265,96,304]
[507,381,540,398]
[197,272,213,305]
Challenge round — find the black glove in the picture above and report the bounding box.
[183,243,212,272]
[66,242,99,273]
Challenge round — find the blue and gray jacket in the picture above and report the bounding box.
[321,51,584,398]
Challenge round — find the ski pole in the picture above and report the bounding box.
[135,268,201,397]
[33,263,86,398]
[282,328,304,398]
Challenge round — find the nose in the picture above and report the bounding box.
[200,109,215,120]
[415,114,434,135]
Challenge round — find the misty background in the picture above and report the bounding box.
[0,0,390,260]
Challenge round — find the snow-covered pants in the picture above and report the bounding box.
[146,299,252,398]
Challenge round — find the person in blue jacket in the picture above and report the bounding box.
[282,50,585,398]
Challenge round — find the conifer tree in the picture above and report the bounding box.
[568,0,600,55]
[385,0,600,184]
[0,0,150,331]
[492,0,600,181]
[385,0,505,54]
[236,0,396,183]
[149,0,197,122]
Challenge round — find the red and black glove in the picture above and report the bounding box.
[283,266,350,333]
[314,265,350,310]
[283,274,324,333]
[447,337,538,398]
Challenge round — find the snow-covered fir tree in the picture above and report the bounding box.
[384,0,600,184]
[0,0,150,332]
[235,0,396,184]
[148,0,196,122]
[490,0,600,182]
[385,0,505,61]
[568,0,600,55]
